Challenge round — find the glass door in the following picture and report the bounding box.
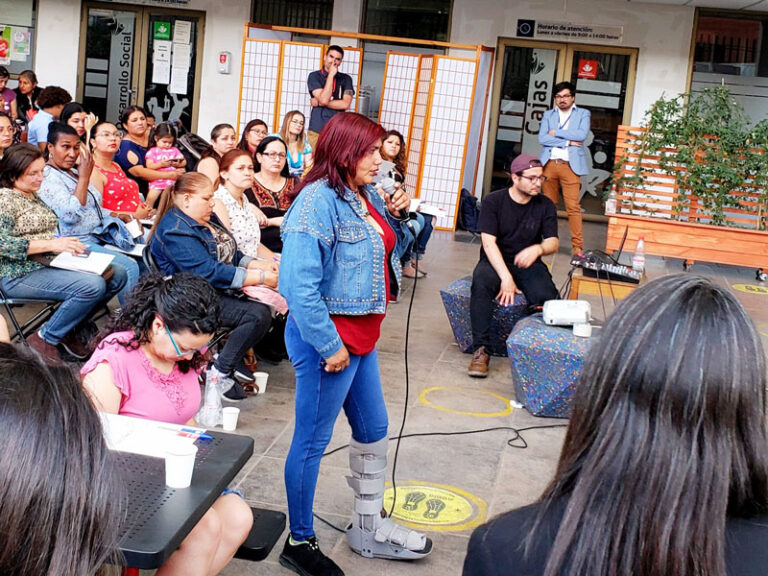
[567,46,636,214]
[487,42,564,192]
[81,6,142,125]
[486,40,637,217]
[79,2,203,131]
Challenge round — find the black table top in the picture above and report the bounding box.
[114,431,254,569]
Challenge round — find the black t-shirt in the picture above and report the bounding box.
[477,188,558,265]
[463,497,768,576]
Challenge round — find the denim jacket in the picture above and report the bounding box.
[150,206,253,290]
[279,179,403,358]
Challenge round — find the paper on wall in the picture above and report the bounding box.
[169,67,188,95]
[173,20,192,44]
[172,42,191,68]
[154,39,171,63]
[152,61,171,84]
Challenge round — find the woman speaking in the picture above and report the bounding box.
[278,113,432,576]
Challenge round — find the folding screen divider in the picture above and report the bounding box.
[238,23,493,230]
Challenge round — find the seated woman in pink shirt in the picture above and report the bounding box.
[82,273,252,576]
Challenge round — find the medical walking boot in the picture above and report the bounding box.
[345,437,433,561]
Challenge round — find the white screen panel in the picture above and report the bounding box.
[239,39,280,134]
[338,47,362,114]
[379,52,419,142]
[279,43,323,134]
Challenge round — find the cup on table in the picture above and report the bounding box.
[222,406,240,431]
[165,440,198,489]
[254,371,269,394]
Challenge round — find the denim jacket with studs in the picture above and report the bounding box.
[279,178,403,358]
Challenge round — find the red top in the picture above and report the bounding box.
[332,197,396,355]
[96,162,143,212]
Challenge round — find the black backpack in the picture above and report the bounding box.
[457,188,480,233]
[168,119,212,172]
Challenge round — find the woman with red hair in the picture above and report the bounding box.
[278,113,433,576]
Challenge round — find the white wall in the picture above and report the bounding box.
[185,0,250,137]
[36,0,80,96]
[450,0,696,125]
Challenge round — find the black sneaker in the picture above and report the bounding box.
[221,378,247,402]
[279,536,344,576]
[233,358,255,383]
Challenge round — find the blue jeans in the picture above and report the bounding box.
[85,242,141,305]
[401,213,434,263]
[0,266,125,344]
[284,315,389,540]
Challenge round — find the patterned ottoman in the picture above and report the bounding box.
[506,316,596,418]
[440,275,528,357]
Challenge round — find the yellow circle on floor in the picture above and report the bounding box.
[419,386,512,417]
[383,481,487,532]
[733,284,768,295]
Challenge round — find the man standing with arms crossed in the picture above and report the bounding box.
[467,154,559,378]
[307,46,355,148]
[538,81,590,255]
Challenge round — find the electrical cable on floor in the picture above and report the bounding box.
[315,251,569,532]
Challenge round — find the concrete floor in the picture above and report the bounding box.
[6,217,767,575]
[219,218,768,576]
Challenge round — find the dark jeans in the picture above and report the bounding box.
[214,294,272,374]
[469,257,558,351]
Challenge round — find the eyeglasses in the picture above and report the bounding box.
[158,316,210,357]
[262,151,286,160]
[518,174,548,183]
[555,93,574,100]
[290,120,305,126]
[250,128,268,136]
[96,131,121,139]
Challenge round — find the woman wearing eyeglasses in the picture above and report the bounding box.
[89,120,154,221]
[236,118,268,160]
[82,273,254,576]
[279,110,312,178]
[247,135,295,253]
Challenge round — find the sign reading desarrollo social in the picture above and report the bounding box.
[517,19,623,45]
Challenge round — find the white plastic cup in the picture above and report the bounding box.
[222,406,240,431]
[254,372,269,394]
[165,441,198,489]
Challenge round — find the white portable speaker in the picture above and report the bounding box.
[542,300,591,326]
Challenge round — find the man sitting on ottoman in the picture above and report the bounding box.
[468,154,560,378]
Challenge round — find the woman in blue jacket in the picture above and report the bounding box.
[278,113,433,576]
[149,172,277,400]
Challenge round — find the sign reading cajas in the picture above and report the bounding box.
[517,20,623,45]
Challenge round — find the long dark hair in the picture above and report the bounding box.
[532,274,768,576]
[237,118,267,155]
[101,273,220,372]
[0,342,124,575]
[293,113,385,200]
[383,129,407,176]
[119,105,147,131]
[253,135,290,178]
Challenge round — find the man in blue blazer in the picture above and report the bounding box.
[538,81,590,254]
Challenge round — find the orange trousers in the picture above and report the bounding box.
[542,159,583,253]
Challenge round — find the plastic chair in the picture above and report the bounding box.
[0,285,60,345]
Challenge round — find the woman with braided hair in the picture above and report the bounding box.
[82,273,253,576]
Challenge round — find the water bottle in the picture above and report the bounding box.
[632,237,646,273]
[196,366,223,427]
[605,186,617,215]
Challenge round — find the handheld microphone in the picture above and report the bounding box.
[380,177,410,222]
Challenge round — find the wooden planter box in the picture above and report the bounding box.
[606,214,768,270]
[608,126,768,272]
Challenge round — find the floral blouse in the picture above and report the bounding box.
[0,187,58,279]
[214,184,262,258]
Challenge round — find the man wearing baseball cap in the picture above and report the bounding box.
[467,154,559,378]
